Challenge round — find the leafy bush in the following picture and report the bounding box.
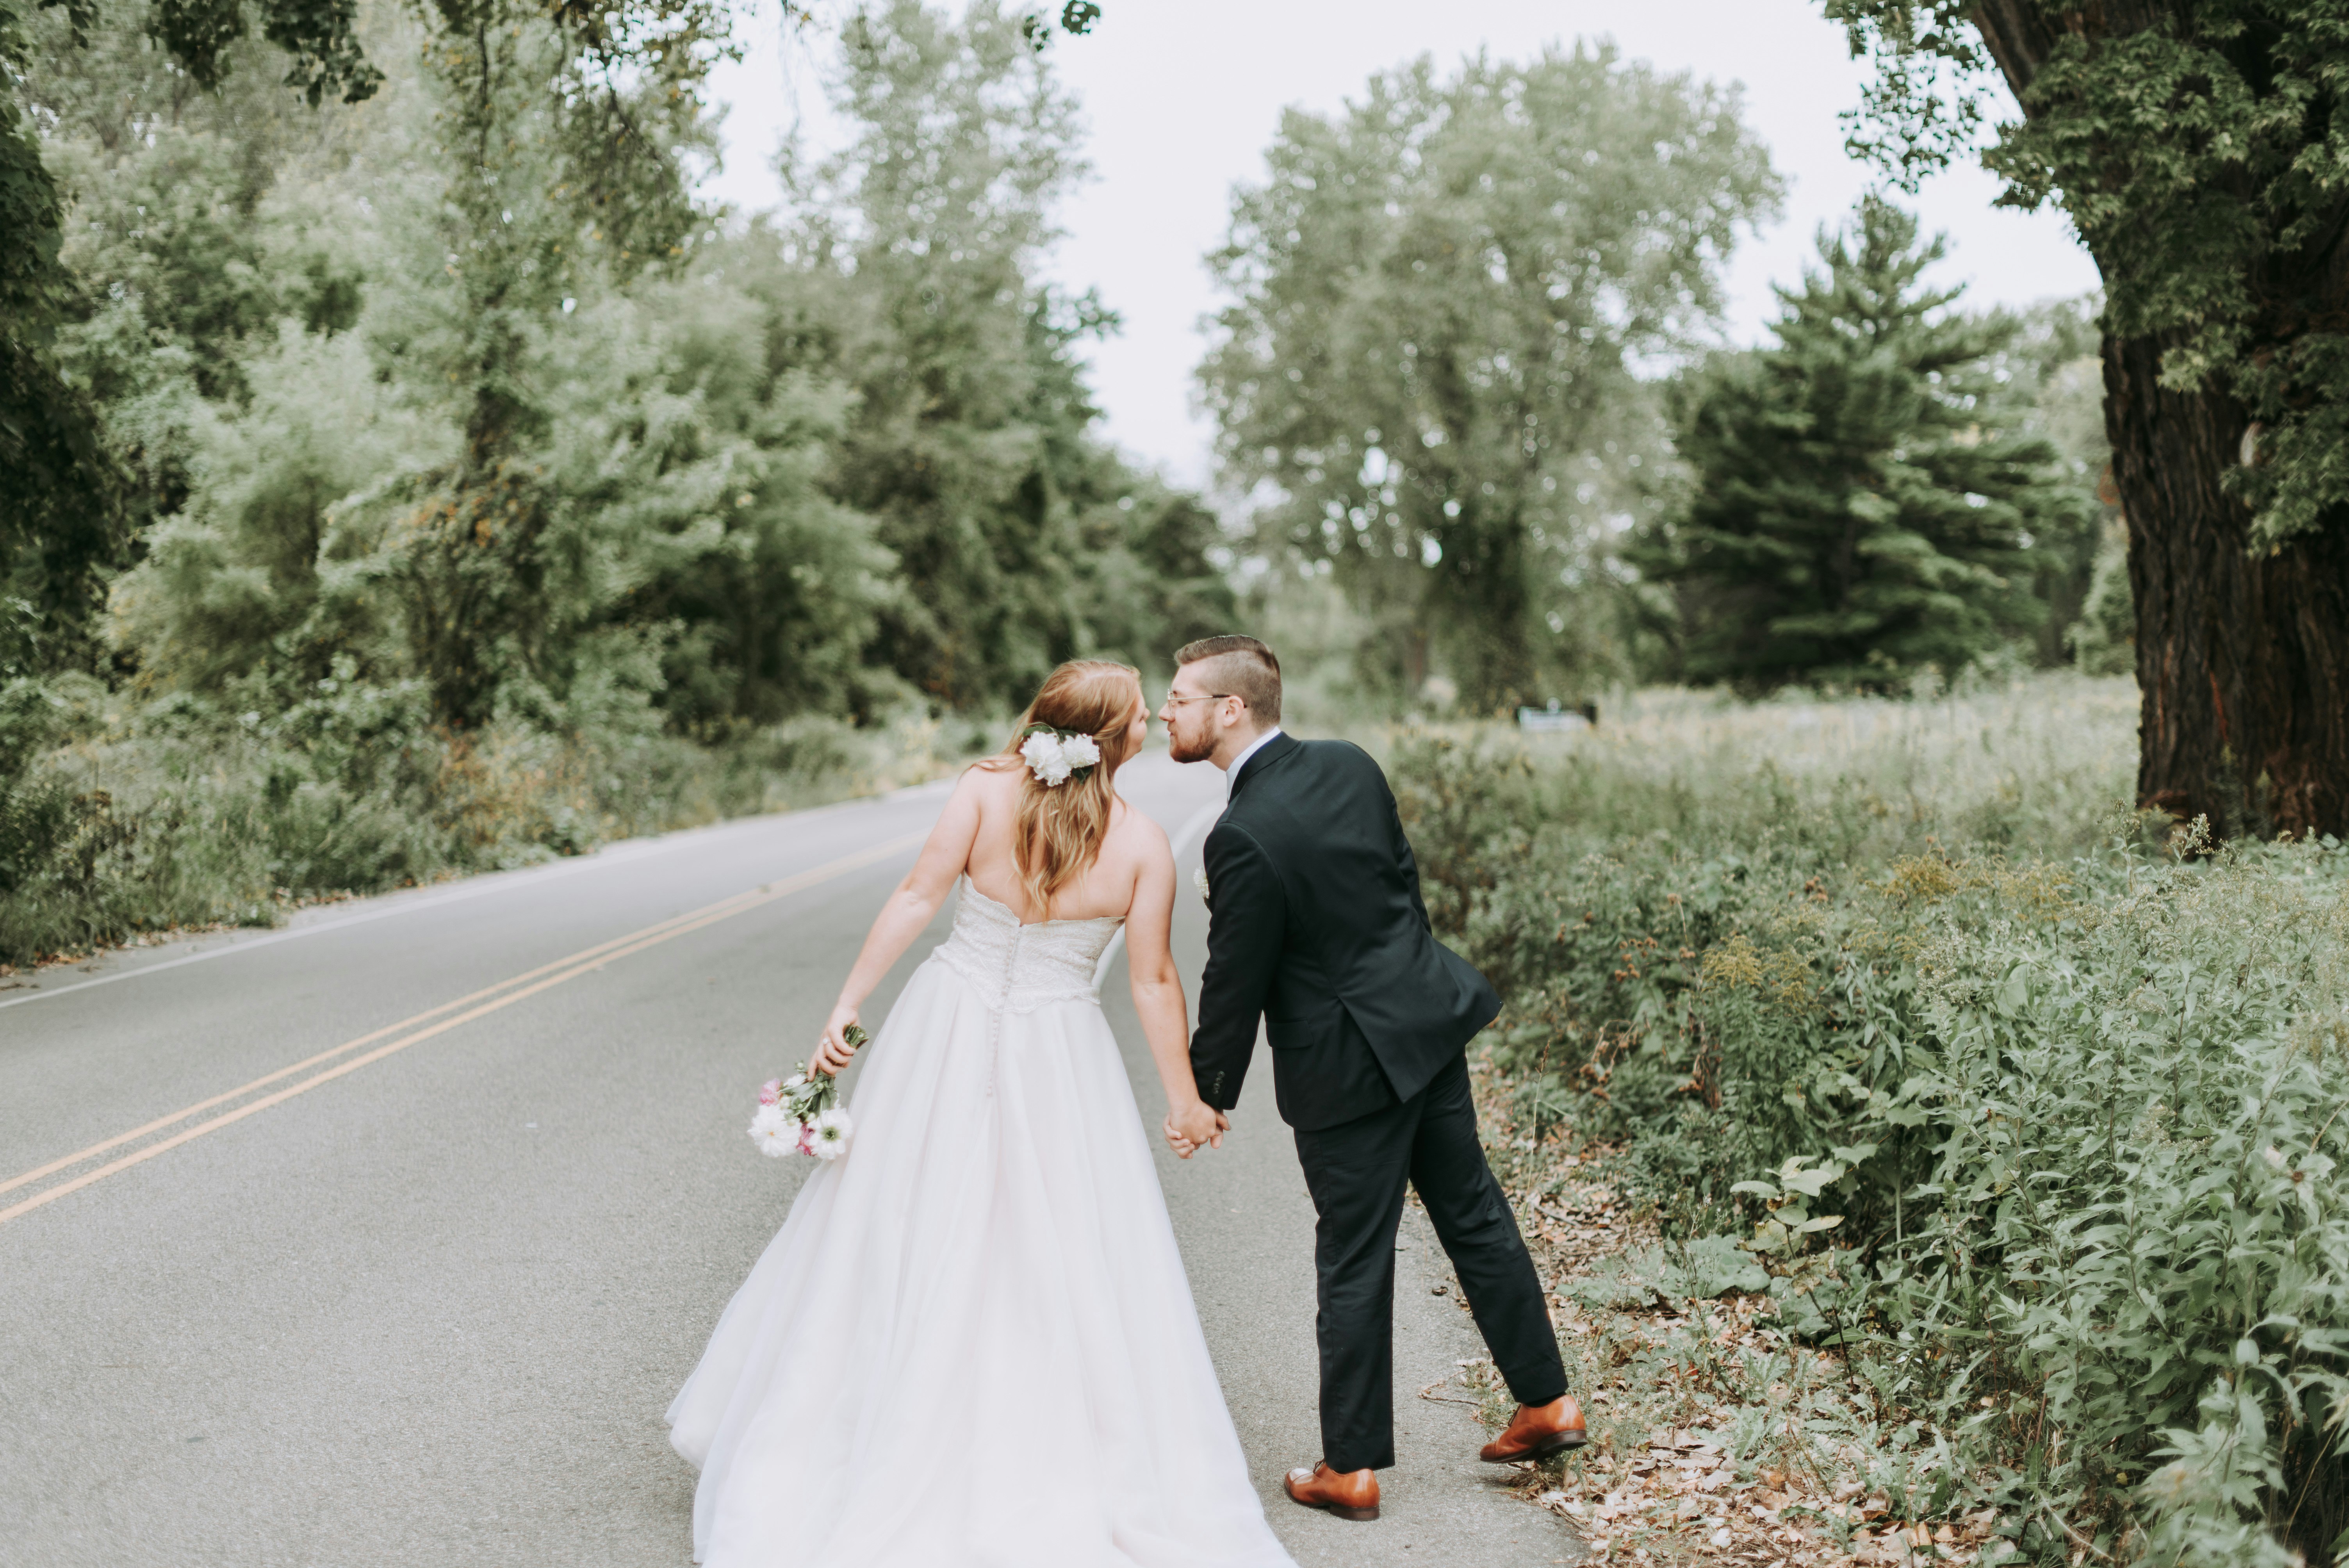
[1392,674,2349,1563]
[1731,836,2349,1565]
[0,672,983,967]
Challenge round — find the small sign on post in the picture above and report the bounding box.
[1516,699,1595,734]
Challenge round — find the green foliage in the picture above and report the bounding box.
[1675,836,2349,1564]
[1828,0,2349,552]
[2000,296,2112,668]
[0,660,983,965]
[1634,198,2094,690]
[1200,41,1782,712]
[800,0,1164,705]
[16,0,1212,734]
[2067,522,2137,677]
[0,0,127,679]
[148,0,378,105]
[2,0,735,677]
[1392,676,2349,1562]
[0,0,1222,957]
[30,3,749,732]
[1556,1234,1772,1311]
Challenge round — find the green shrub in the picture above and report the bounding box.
[1390,674,2349,1563]
[1738,837,2349,1564]
[0,672,984,967]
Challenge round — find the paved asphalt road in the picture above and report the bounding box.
[0,750,1576,1567]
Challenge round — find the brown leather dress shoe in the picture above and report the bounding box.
[1284,1461,1380,1521]
[1479,1395,1588,1463]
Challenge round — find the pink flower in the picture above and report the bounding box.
[795,1123,816,1156]
[758,1079,783,1106]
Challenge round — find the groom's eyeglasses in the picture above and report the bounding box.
[1163,691,1242,707]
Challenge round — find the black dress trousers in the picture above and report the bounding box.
[1290,1054,1567,1473]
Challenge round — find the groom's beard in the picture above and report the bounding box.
[1166,724,1216,764]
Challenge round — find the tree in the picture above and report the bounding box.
[10,2,383,688]
[1998,295,2111,666]
[1,0,126,678]
[1199,42,1782,712]
[2,0,725,690]
[620,49,1228,732]
[797,0,1117,707]
[84,7,777,733]
[1075,480,1240,676]
[1638,198,2087,689]
[1831,1,2349,839]
[23,0,1209,737]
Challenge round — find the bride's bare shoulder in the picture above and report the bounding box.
[1106,798,1172,862]
[956,757,1023,802]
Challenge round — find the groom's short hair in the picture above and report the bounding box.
[1174,635,1281,725]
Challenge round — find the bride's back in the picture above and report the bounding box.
[962,768,1150,924]
[961,662,1157,926]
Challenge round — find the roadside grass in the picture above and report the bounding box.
[1436,1071,2020,1568]
[0,675,996,969]
[1393,673,2349,1567]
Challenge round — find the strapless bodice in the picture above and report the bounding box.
[930,880,1123,1013]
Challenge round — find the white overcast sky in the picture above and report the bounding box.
[700,0,2100,487]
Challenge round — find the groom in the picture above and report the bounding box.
[1160,634,1582,1523]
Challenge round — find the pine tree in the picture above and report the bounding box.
[1640,197,2089,690]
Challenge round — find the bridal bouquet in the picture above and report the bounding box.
[749,1025,863,1160]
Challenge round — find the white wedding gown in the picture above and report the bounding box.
[668,880,1296,1568]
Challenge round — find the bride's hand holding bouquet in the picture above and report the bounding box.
[812,1003,863,1077]
[748,1017,866,1161]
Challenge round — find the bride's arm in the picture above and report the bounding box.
[1126,826,1221,1156]
[812,768,987,1074]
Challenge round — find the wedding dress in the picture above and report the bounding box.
[668,879,1296,1568]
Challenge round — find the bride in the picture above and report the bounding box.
[668,660,1296,1568]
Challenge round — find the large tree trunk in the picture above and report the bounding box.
[2103,332,2349,837]
[1972,0,2349,839]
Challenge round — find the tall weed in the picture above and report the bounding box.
[0,672,987,966]
[1392,674,2349,1563]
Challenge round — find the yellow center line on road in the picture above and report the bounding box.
[0,832,929,1230]
[0,891,773,1201]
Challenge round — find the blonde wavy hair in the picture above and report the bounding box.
[980,660,1145,916]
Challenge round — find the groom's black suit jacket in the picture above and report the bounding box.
[1189,733,1501,1132]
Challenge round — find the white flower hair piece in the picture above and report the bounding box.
[1016,723,1102,788]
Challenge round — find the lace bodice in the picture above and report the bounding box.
[930,879,1124,1013]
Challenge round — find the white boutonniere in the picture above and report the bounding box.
[1194,866,1210,905]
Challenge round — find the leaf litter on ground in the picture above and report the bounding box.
[1413,1060,2031,1568]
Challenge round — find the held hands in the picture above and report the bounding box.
[1162,1100,1230,1160]
[811,1003,862,1077]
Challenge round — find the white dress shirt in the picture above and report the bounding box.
[1223,726,1284,784]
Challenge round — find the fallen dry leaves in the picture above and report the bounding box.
[1424,1064,2019,1567]
[1525,1420,2005,1565]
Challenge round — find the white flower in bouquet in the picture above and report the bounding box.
[750,1033,861,1162]
[1193,867,1210,903]
[1060,733,1101,770]
[1020,731,1073,786]
[749,1102,798,1158]
[809,1107,854,1160]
